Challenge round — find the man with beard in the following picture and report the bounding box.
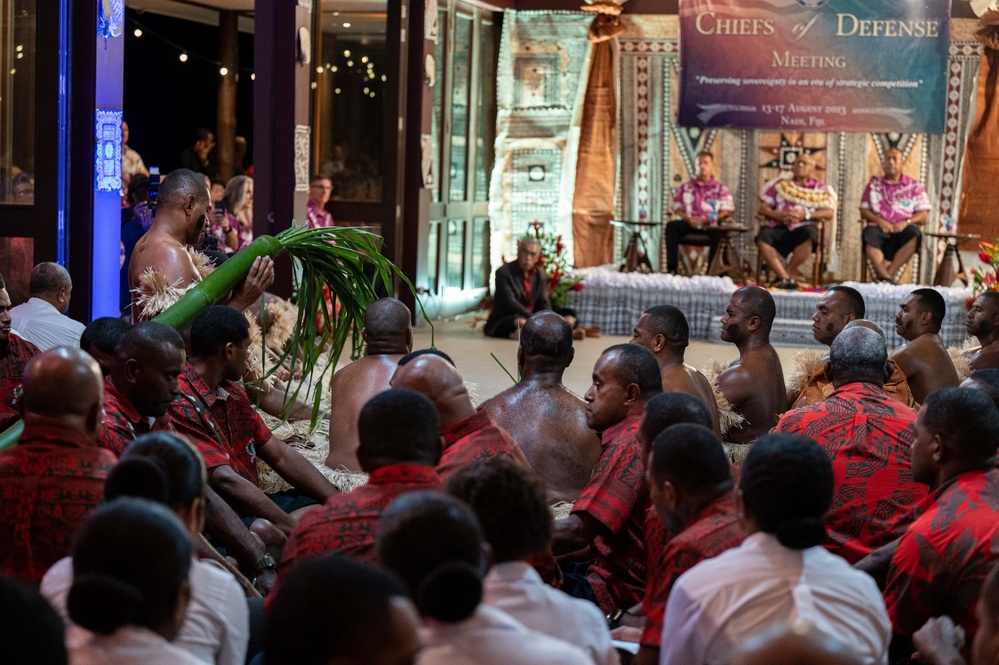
[966,292,999,371]
[788,287,913,409]
[890,288,959,405]
[128,168,272,322]
[716,286,786,461]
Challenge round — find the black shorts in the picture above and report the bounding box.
[862,224,922,260]
[755,224,819,257]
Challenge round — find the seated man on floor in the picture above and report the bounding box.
[892,288,960,405]
[325,297,413,472]
[100,320,284,592]
[860,148,930,284]
[966,292,999,371]
[278,389,442,583]
[9,262,86,350]
[664,151,734,275]
[448,459,620,665]
[482,311,600,503]
[640,423,746,665]
[789,287,913,409]
[0,273,39,431]
[884,388,999,663]
[391,353,527,480]
[554,344,662,614]
[630,305,721,437]
[0,348,113,582]
[165,306,337,534]
[776,327,926,564]
[717,286,786,461]
[756,154,836,288]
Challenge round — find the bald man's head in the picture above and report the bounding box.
[363,298,413,355]
[21,347,103,439]
[29,262,72,296]
[520,311,573,367]
[735,628,862,665]
[390,355,471,428]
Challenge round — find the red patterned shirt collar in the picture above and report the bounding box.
[368,463,440,485]
[599,413,642,445]
[104,377,147,427]
[19,423,96,450]
[442,408,492,450]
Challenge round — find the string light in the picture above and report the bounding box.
[342,22,351,28]
[361,56,368,63]
[251,73,255,80]
[133,28,142,37]
[179,52,188,62]
[219,67,228,76]
[126,17,253,76]
[343,49,351,57]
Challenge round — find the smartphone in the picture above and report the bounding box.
[214,200,227,213]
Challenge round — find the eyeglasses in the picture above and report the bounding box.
[311,184,333,191]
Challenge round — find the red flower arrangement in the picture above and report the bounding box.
[967,241,999,309]
[528,221,584,310]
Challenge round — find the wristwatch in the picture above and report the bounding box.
[255,552,277,573]
[606,608,626,629]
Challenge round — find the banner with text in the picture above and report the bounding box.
[678,0,951,134]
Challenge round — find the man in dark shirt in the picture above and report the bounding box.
[485,238,551,339]
[554,343,663,613]
[178,127,218,179]
[0,348,112,582]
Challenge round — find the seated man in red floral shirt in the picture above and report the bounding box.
[0,275,40,431]
[390,353,527,480]
[884,387,999,664]
[277,388,442,582]
[775,326,926,564]
[0,348,113,582]
[165,305,337,535]
[554,344,663,613]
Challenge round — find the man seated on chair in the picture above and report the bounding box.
[664,151,734,275]
[860,149,930,284]
[756,154,836,289]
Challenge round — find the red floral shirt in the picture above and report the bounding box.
[774,382,926,563]
[437,408,528,480]
[641,492,745,648]
[0,424,116,582]
[99,377,170,456]
[279,464,441,577]
[573,414,648,613]
[0,334,39,432]
[885,469,999,642]
[165,363,271,486]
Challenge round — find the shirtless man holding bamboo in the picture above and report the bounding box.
[128,168,273,322]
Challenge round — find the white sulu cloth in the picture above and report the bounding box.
[9,297,86,351]
[67,625,209,665]
[418,604,596,665]
[483,561,619,665]
[42,556,248,665]
[660,532,890,665]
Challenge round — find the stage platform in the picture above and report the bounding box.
[568,267,974,350]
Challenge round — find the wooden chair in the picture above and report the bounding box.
[754,216,826,287]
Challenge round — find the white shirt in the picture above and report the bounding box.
[68,625,209,665]
[660,532,890,665]
[483,561,619,665]
[9,297,86,351]
[418,604,595,665]
[43,556,248,665]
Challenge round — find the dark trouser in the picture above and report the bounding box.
[664,220,720,273]
[485,308,581,338]
[755,224,819,257]
[862,224,922,260]
[561,560,600,607]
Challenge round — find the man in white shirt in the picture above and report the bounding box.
[660,433,890,665]
[9,262,86,350]
[447,459,620,665]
